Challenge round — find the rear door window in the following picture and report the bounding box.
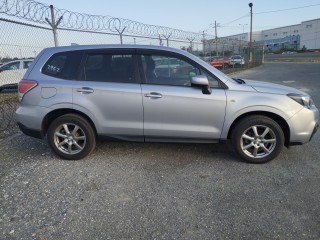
[82,53,136,83]
[42,51,82,79]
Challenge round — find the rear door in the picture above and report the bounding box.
[138,50,227,142]
[73,49,144,140]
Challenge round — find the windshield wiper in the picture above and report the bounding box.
[232,78,246,84]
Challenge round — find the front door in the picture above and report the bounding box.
[139,52,227,142]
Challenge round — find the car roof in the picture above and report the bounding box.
[41,44,206,69]
[43,44,186,55]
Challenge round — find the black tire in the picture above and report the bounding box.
[231,115,284,163]
[47,114,96,160]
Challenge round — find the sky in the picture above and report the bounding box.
[37,0,320,37]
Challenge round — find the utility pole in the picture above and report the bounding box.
[239,24,248,55]
[249,2,253,63]
[215,21,218,56]
[202,31,206,56]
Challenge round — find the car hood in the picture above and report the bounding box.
[243,79,307,95]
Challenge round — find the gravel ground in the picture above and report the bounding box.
[1,62,320,239]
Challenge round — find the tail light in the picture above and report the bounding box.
[18,80,38,100]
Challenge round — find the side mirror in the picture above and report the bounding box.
[191,75,212,95]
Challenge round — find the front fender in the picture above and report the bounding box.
[220,91,303,139]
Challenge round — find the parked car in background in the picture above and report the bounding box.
[16,45,319,163]
[281,51,298,54]
[204,56,229,69]
[153,57,192,77]
[229,55,245,67]
[0,59,33,91]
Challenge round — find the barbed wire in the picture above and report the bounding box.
[0,0,205,41]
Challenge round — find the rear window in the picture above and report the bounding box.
[42,51,82,79]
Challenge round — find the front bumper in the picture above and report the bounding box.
[289,105,319,145]
[310,123,319,141]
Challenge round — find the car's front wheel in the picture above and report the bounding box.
[47,114,96,160]
[231,115,284,163]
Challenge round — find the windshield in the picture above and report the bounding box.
[0,62,20,71]
[202,62,234,83]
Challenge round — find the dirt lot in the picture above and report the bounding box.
[1,62,320,239]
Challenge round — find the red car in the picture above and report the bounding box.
[204,56,229,68]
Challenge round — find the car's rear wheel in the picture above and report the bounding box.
[231,115,284,163]
[47,114,96,160]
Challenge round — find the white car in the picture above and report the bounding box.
[0,59,33,91]
[229,55,245,66]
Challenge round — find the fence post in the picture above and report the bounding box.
[187,37,195,54]
[158,33,163,46]
[162,33,172,47]
[45,5,63,47]
[116,28,126,44]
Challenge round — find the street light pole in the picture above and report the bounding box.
[215,21,218,56]
[249,2,253,63]
[239,24,248,55]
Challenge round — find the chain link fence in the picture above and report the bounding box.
[0,0,263,138]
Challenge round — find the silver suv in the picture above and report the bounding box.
[16,45,319,163]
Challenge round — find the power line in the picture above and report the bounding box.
[208,3,320,37]
[255,4,320,14]
[221,13,250,27]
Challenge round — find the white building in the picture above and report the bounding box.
[207,18,320,53]
[300,18,320,50]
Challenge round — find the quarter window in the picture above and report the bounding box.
[42,51,82,79]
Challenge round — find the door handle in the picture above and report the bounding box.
[144,92,162,99]
[76,87,94,94]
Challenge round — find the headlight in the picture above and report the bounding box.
[287,93,314,109]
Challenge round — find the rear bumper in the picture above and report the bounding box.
[17,122,43,139]
[15,105,49,139]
